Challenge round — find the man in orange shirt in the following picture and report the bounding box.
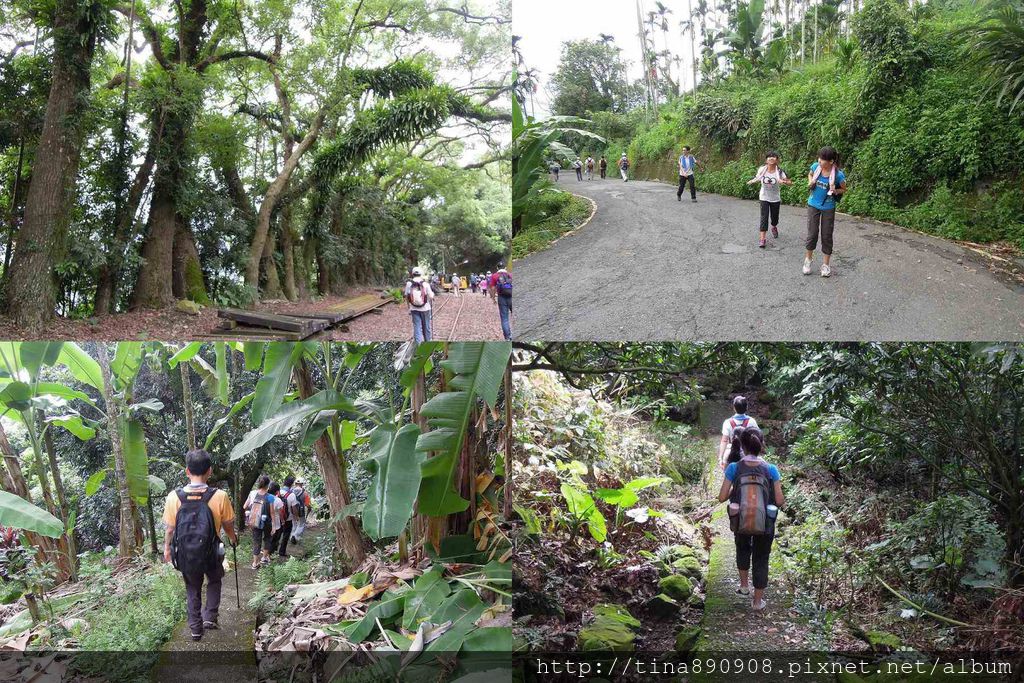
[162,449,237,641]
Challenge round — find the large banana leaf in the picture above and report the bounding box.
[18,342,63,380]
[167,342,202,367]
[361,422,422,541]
[111,342,143,389]
[204,391,255,449]
[230,390,355,460]
[242,342,264,371]
[0,490,63,537]
[56,343,102,390]
[123,418,150,503]
[252,343,302,425]
[415,343,511,517]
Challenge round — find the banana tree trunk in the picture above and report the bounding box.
[293,359,366,571]
[97,345,137,560]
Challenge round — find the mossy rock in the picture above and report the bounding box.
[674,626,701,652]
[175,299,203,315]
[666,545,698,561]
[864,630,901,652]
[646,593,681,618]
[687,592,705,608]
[671,555,703,582]
[578,603,639,652]
[659,574,694,601]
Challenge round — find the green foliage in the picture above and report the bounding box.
[510,190,591,260]
[549,40,637,117]
[852,0,922,110]
[0,491,64,538]
[361,422,422,540]
[558,482,607,543]
[248,557,311,613]
[964,0,1024,111]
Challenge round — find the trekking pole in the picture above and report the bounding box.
[231,540,240,608]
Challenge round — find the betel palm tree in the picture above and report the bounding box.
[680,6,699,95]
[720,0,769,71]
[966,0,1024,113]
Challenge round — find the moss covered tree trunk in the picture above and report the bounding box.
[2,0,103,329]
[260,228,284,300]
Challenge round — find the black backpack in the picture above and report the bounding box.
[171,487,219,574]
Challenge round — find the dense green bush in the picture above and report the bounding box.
[511,189,592,260]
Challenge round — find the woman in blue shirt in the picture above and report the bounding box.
[803,146,847,278]
[717,429,785,612]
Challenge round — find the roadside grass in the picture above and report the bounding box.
[512,193,592,260]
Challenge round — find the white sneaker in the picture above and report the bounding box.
[820,263,832,278]
[802,258,812,275]
[752,598,767,612]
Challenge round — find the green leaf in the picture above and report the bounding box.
[425,589,486,652]
[460,628,512,652]
[204,392,255,450]
[0,490,63,537]
[123,418,150,503]
[57,343,103,389]
[401,567,451,631]
[252,343,302,425]
[84,470,107,496]
[147,475,166,495]
[560,483,607,542]
[362,423,422,541]
[167,342,203,368]
[111,342,144,387]
[340,420,357,451]
[342,585,410,643]
[46,414,96,440]
[230,390,356,460]
[18,342,63,380]
[0,381,32,411]
[35,383,93,404]
[215,343,229,406]
[242,342,264,371]
[416,343,511,517]
[399,343,440,389]
[625,476,671,492]
[594,487,639,509]
[128,398,164,414]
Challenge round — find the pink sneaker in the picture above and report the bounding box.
[758,236,766,249]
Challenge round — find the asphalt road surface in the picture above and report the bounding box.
[514,179,1024,341]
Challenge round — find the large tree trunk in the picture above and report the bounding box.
[171,223,209,304]
[260,227,284,299]
[2,0,101,329]
[281,205,297,300]
[129,171,179,309]
[97,346,138,560]
[293,358,366,571]
[94,135,158,315]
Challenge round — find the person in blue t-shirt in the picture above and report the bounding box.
[676,146,703,202]
[803,146,847,278]
[717,429,785,612]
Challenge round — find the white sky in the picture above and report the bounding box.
[514,0,696,117]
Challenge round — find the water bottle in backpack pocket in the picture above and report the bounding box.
[728,462,773,536]
[247,492,268,530]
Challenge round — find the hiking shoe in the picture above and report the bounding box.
[802,258,812,275]
[191,632,203,641]
[821,263,832,278]
[752,599,767,612]
[691,198,697,203]
[677,195,681,202]
[203,620,219,630]
[736,587,750,596]
[771,225,779,239]
[259,557,271,566]
[758,236,766,249]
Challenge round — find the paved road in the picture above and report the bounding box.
[514,179,1024,341]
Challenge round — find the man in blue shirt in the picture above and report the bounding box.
[677,146,703,202]
[804,146,847,278]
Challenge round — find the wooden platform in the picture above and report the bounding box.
[211,294,393,340]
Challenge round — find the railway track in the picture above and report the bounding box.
[407,292,466,342]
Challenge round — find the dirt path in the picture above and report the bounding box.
[513,178,1024,341]
[696,401,815,659]
[150,523,325,682]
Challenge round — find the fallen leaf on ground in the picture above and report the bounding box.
[338,584,377,605]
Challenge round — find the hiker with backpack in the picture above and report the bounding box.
[718,395,760,470]
[585,155,595,181]
[243,475,280,568]
[405,266,435,343]
[277,476,299,559]
[747,150,794,248]
[717,429,784,613]
[266,482,289,559]
[676,146,703,203]
[489,264,513,341]
[617,153,630,181]
[161,449,237,642]
[599,155,607,179]
[289,479,312,543]
[573,157,583,181]
[480,272,490,297]
[804,146,847,278]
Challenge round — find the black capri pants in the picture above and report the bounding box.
[735,533,775,589]
[760,200,780,231]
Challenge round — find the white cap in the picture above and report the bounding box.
[412,267,423,276]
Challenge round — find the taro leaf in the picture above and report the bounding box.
[560,483,607,542]
[204,392,255,450]
[0,490,63,537]
[341,585,410,643]
[401,567,451,631]
[361,422,422,541]
[84,470,107,496]
[625,476,670,491]
[416,342,511,517]
[424,589,486,652]
[594,487,639,509]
